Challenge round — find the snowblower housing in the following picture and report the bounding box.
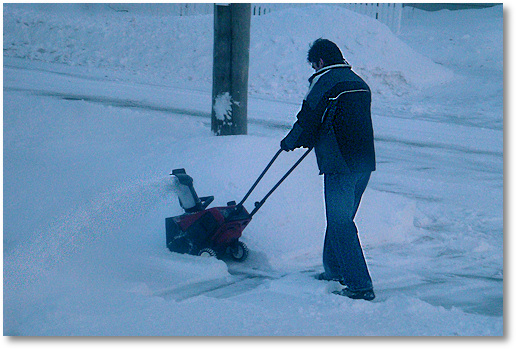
[166,168,249,260]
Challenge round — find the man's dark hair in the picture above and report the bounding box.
[307,38,345,66]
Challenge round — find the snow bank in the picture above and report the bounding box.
[400,5,503,74]
[250,5,453,100]
[3,4,214,88]
[3,4,453,103]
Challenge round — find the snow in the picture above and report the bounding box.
[213,92,234,122]
[2,3,504,337]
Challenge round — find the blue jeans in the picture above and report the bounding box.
[323,172,373,291]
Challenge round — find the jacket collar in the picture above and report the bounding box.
[309,62,351,83]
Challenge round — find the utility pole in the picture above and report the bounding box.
[211,3,251,136]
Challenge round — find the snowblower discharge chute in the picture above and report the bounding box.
[165,148,312,262]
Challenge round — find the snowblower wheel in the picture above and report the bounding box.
[230,241,249,262]
[198,248,217,258]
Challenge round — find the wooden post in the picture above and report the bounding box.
[211,3,251,136]
[230,3,251,135]
[212,4,232,135]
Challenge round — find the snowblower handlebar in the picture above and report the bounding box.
[237,147,312,217]
[237,148,282,208]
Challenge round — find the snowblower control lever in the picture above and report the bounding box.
[237,147,312,218]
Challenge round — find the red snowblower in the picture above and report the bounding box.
[165,148,311,262]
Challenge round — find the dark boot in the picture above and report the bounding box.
[333,285,375,301]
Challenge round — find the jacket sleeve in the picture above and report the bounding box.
[282,99,326,149]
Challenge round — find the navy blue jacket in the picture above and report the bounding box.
[282,64,376,174]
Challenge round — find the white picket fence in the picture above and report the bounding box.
[106,3,403,34]
[338,3,403,34]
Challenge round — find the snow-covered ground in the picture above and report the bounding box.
[3,4,503,336]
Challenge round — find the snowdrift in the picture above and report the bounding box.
[3,4,453,102]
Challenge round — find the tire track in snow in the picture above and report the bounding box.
[5,86,293,131]
[6,85,503,159]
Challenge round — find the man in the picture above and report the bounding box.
[280,38,376,301]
